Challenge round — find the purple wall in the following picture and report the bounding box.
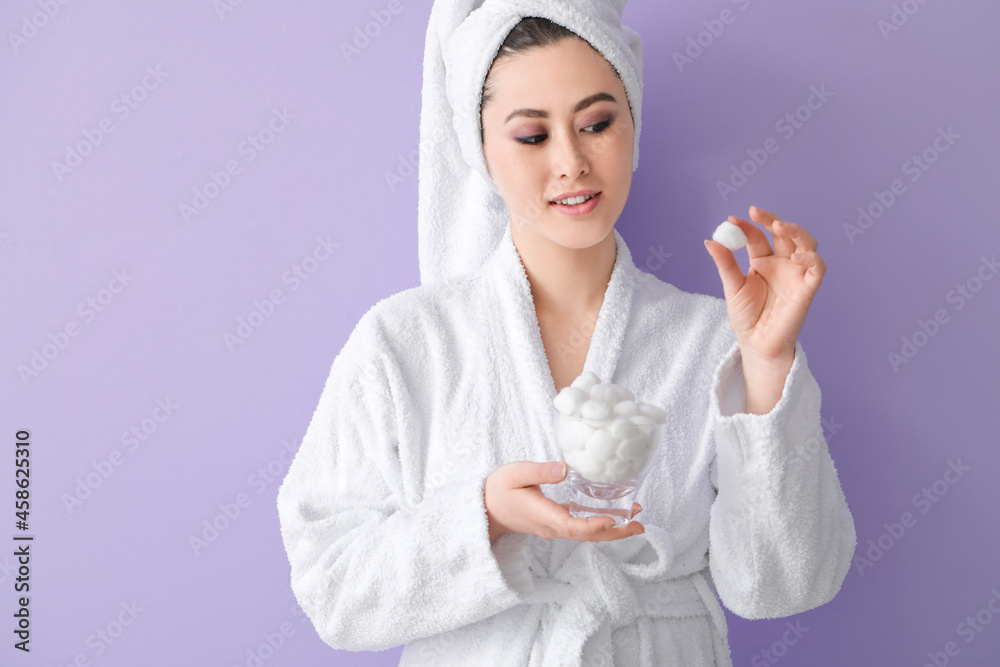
[1,0,998,665]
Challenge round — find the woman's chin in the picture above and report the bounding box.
[547,218,615,249]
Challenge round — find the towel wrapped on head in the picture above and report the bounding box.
[417,0,645,286]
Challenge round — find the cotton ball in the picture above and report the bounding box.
[606,456,632,479]
[618,434,650,465]
[596,468,619,484]
[712,220,747,251]
[563,450,585,472]
[608,454,642,484]
[585,428,618,463]
[589,384,619,406]
[629,413,657,439]
[572,451,605,481]
[608,383,635,403]
[608,453,641,484]
[553,386,588,416]
[571,370,602,393]
[559,415,592,452]
[610,418,637,440]
[638,403,667,423]
[566,450,603,481]
[613,400,638,418]
[581,399,612,421]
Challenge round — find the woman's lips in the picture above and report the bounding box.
[550,192,600,216]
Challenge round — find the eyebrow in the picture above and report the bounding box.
[503,92,618,124]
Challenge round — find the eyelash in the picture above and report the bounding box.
[515,119,613,146]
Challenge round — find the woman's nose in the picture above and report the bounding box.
[551,131,590,179]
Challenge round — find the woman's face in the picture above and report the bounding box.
[481,37,635,250]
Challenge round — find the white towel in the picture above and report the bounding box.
[416,0,644,285]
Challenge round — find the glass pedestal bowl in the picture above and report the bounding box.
[553,409,666,527]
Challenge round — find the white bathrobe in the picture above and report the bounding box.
[276,223,857,667]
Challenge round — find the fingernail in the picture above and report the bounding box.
[551,462,566,477]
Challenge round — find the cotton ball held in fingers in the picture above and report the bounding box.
[712,220,747,251]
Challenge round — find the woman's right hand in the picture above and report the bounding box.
[484,461,644,543]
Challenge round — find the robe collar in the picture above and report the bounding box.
[486,222,638,460]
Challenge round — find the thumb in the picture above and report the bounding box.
[502,460,567,488]
[703,239,745,299]
[542,461,567,484]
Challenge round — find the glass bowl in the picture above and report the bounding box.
[553,408,666,527]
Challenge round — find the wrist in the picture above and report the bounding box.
[739,342,795,366]
[740,345,795,415]
[484,486,507,543]
[487,513,508,544]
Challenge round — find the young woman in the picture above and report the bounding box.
[277,9,856,667]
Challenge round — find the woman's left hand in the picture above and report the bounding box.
[703,205,826,362]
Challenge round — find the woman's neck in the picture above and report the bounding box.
[510,224,617,317]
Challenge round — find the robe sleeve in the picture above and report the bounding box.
[276,330,536,652]
[705,338,857,619]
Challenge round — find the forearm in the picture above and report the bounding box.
[740,346,795,415]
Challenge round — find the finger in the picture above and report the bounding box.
[749,205,818,255]
[548,506,632,540]
[559,503,642,522]
[503,460,567,488]
[540,499,628,537]
[581,505,642,535]
[587,519,645,542]
[546,503,644,539]
[558,514,617,538]
[791,250,827,290]
[704,238,746,300]
[748,205,795,256]
[772,219,818,254]
[727,214,775,260]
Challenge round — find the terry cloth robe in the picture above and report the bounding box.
[276,223,858,667]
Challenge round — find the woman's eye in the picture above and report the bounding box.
[514,119,613,146]
[584,119,613,134]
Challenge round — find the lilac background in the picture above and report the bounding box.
[1,0,998,665]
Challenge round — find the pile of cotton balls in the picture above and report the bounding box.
[553,371,667,485]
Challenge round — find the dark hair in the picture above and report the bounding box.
[480,17,583,111]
